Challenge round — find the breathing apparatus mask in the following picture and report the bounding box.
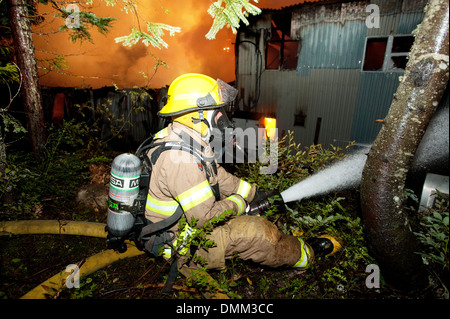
[159,74,239,158]
[192,78,237,145]
[197,107,233,144]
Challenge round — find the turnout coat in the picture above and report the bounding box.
[145,122,309,270]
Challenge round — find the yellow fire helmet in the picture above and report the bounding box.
[159,73,237,136]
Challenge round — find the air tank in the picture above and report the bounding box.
[107,153,141,237]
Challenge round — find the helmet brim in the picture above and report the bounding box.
[158,102,226,117]
[158,76,237,117]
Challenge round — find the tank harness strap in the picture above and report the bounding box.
[135,133,221,273]
[174,130,221,201]
[210,161,220,201]
[150,139,221,201]
[140,205,184,240]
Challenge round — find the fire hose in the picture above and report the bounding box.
[0,220,228,299]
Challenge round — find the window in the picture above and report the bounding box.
[266,12,299,70]
[362,35,414,72]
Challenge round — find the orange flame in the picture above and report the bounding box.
[32,0,236,89]
[264,117,276,140]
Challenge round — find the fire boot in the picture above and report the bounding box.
[306,235,341,257]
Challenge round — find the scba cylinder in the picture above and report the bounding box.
[107,153,141,237]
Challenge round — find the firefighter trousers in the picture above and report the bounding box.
[188,215,314,270]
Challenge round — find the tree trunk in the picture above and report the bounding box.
[361,0,449,289]
[7,0,47,163]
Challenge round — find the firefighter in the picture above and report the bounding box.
[145,73,340,271]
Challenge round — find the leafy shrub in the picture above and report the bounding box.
[234,131,354,192]
[414,193,449,298]
[228,132,377,297]
[0,120,92,220]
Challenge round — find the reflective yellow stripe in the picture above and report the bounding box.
[146,194,179,216]
[237,180,252,199]
[163,248,172,259]
[293,238,310,268]
[176,180,213,211]
[226,195,244,215]
[173,224,198,255]
[154,127,168,139]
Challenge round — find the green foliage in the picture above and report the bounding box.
[39,55,68,76]
[0,111,114,219]
[71,276,98,299]
[0,48,26,138]
[0,121,90,219]
[1,86,148,220]
[0,112,27,135]
[54,4,116,43]
[0,60,20,84]
[232,132,376,298]
[284,197,349,236]
[172,210,242,297]
[206,0,262,39]
[174,209,233,265]
[115,24,181,49]
[234,131,354,193]
[282,196,376,298]
[414,193,449,298]
[72,88,149,153]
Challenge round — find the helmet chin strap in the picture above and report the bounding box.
[191,110,212,141]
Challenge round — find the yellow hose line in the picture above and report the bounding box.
[0,220,108,238]
[21,244,144,299]
[1,219,229,299]
[0,220,144,299]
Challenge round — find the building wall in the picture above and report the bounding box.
[41,87,160,151]
[236,0,427,148]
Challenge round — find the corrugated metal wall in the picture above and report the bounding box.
[236,0,427,148]
[252,69,361,148]
[292,2,368,73]
[351,0,426,144]
[295,21,366,74]
[350,72,400,143]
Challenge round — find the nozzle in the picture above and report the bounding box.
[247,191,283,216]
[247,198,271,215]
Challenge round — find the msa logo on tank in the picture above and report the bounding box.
[110,173,139,190]
[107,153,142,237]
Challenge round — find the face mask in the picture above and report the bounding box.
[209,108,233,132]
[207,108,234,149]
[195,79,237,145]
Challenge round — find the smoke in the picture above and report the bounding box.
[33,0,236,89]
[177,15,234,80]
[104,44,148,87]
